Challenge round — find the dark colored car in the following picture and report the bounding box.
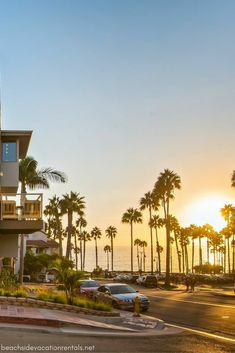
[79,280,100,297]
[93,283,150,311]
[142,275,158,288]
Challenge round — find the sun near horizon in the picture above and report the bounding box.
[181,193,234,231]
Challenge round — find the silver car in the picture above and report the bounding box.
[93,283,150,311]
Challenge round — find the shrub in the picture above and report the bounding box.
[73,297,111,312]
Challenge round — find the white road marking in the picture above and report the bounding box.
[148,295,235,309]
[166,322,235,343]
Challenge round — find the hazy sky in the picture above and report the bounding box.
[0,0,235,246]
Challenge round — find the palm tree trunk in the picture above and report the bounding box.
[106,251,109,271]
[207,239,210,264]
[74,230,78,270]
[143,247,146,272]
[131,222,133,273]
[181,241,185,273]
[137,245,140,272]
[227,237,231,273]
[199,237,202,266]
[95,238,98,268]
[174,233,181,273]
[155,228,161,274]
[232,235,235,273]
[149,208,153,274]
[224,237,226,273]
[66,211,73,258]
[185,244,189,274]
[192,239,194,273]
[165,201,170,285]
[83,239,86,270]
[111,237,114,271]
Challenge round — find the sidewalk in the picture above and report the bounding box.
[0,303,180,337]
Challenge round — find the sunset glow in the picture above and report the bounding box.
[183,194,233,231]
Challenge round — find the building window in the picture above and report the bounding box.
[2,142,17,162]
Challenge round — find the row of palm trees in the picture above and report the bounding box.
[122,169,235,284]
[20,156,235,283]
[44,195,118,271]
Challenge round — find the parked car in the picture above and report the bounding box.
[142,275,158,288]
[93,283,150,311]
[79,279,100,297]
[137,275,158,287]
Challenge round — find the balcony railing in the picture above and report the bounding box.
[0,193,43,221]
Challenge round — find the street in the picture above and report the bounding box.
[136,285,235,339]
[0,329,234,353]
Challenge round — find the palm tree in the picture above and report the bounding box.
[209,231,223,267]
[168,215,182,273]
[186,224,197,272]
[60,192,85,259]
[153,169,181,285]
[140,192,159,274]
[140,240,147,272]
[76,216,87,270]
[104,245,111,271]
[44,196,63,256]
[105,226,117,271]
[134,238,142,272]
[91,227,102,268]
[149,215,163,274]
[122,208,143,273]
[18,156,66,284]
[80,230,91,270]
[221,204,234,273]
[19,156,67,194]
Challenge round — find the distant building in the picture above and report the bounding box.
[26,231,59,256]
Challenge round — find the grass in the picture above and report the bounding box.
[0,287,28,298]
[35,288,112,311]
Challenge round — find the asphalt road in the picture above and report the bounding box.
[136,285,235,338]
[0,329,234,353]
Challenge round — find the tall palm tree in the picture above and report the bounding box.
[153,169,181,285]
[60,192,85,259]
[91,227,102,269]
[221,204,234,273]
[18,156,66,284]
[140,192,159,274]
[149,215,163,274]
[105,226,117,272]
[122,208,143,273]
[104,245,111,271]
[76,216,87,270]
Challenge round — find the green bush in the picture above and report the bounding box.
[73,297,111,312]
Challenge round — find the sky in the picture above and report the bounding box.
[0,0,235,247]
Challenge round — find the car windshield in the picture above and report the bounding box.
[80,281,99,288]
[109,285,136,294]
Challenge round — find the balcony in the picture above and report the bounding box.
[0,193,44,234]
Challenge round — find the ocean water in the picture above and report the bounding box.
[75,242,234,273]
[75,244,203,273]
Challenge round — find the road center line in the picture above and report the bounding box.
[166,322,235,343]
[148,295,235,309]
